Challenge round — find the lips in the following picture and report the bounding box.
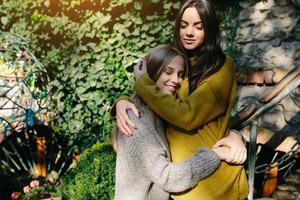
[183,38,196,44]
[167,85,177,91]
[183,39,196,43]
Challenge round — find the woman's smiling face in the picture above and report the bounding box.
[180,7,205,50]
[155,55,185,95]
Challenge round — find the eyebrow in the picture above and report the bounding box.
[165,66,184,72]
[181,20,202,25]
[165,66,175,70]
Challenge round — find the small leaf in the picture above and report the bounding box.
[133,2,143,10]
[173,2,180,9]
[76,87,87,94]
[44,0,50,7]
[94,61,104,72]
[1,17,8,25]
[163,2,172,10]
[150,0,160,3]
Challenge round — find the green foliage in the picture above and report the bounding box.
[217,0,242,65]
[0,0,239,149]
[59,141,116,200]
[0,0,180,149]
[291,0,300,7]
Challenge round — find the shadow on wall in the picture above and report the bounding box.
[236,0,300,70]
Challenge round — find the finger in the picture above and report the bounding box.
[228,152,235,163]
[232,148,242,164]
[117,115,133,136]
[236,147,246,164]
[142,57,148,68]
[116,116,123,130]
[120,112,137,129]
[116,118,129,137]
[225,156,233,163]
[236,146,245,164]
[118,126,129,137]
[134,59,142,71]
[222,147,232,163]
[128,104,140,118]
[137,59,143,70]
[232,148,241,163]
[117,118,131,137]
[139,56,148,72]
[241,148,247,163]
[230,147,239,163]
[213,140,224,148]
[239,145,247,163]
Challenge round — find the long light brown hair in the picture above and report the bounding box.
[112,45,187,151]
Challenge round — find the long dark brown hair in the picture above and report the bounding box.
[112,44,187,151]
[173,0,226,93]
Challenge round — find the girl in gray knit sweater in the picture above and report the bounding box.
[113,45,235,200]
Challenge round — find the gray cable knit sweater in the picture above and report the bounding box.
[114,98,221,200]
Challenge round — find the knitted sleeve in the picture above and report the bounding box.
[124,110,221,193]
[135,57,236,131]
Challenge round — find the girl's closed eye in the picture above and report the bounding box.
[180,22,188,29]
[196,25,203,30]
[178,72,184,79]
[164,68,174,75]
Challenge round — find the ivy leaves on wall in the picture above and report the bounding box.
[0,0,181,149]
[0,0,239,150]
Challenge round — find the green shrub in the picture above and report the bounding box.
[59,141,116,200]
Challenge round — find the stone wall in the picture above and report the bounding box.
[236,0,300,70]
[234,0,300,149]
[234,3,300,197]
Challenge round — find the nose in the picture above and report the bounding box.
[186,26,194,37]
[170,74,180,85]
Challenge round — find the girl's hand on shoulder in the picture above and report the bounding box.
[116,100,139,136]
[213,130,247,164]
[134,56,148,80]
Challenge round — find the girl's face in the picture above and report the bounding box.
[180,7,205,50]
[155,55,185,95]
